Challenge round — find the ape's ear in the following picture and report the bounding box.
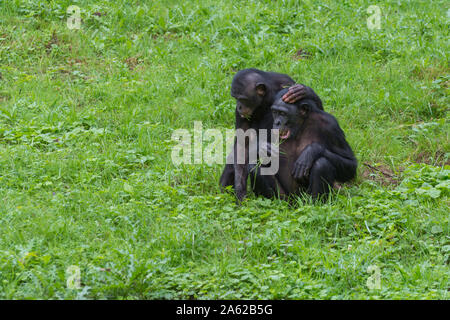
[255,83,266,96]
[298,102,310,117]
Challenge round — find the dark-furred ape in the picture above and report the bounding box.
[219,68,323,201]
[251,88,357,200]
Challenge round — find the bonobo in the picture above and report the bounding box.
[253,88,357,200]
[219,68,323,201]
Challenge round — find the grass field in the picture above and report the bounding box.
[0,0,448,299]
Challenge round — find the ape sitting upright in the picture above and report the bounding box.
[253,88,357,200]
[219,68,323,201]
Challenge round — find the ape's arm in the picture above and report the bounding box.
[292,142,356,182]
[282,84,323,110]
[233,113,250,202]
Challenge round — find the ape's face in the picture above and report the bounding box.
[231,72,267,119]
[271,98,306,140]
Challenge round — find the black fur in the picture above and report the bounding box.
[253,88,357,200]
[219,69,323,202]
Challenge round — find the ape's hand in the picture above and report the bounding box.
[292,156,312,183]
[292,143,324,182]
[282,84,307,103]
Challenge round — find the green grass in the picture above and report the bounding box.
[0,0,448,299]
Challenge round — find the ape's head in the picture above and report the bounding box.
[271,88,311,140]
[231,69,271,119]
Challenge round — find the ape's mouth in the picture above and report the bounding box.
[239,112,252,120]
[279,129,290,140]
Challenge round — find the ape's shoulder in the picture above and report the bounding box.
[310,110,336,124]
[309,110,344,136]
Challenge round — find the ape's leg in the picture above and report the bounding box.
[249,164,280,198]
[219,163,234,190]
[307,157,336,200]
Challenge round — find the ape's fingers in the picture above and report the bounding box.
[283,91,307,103]
[293,165,303,180]
[282,85,305,102]
[288,90,306,102]
[282,92,294,102]
[289,84,305,93]
[301,166,309,179]
[297,167,303,179]
[289,84,305,91]
[292,166,299,178]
